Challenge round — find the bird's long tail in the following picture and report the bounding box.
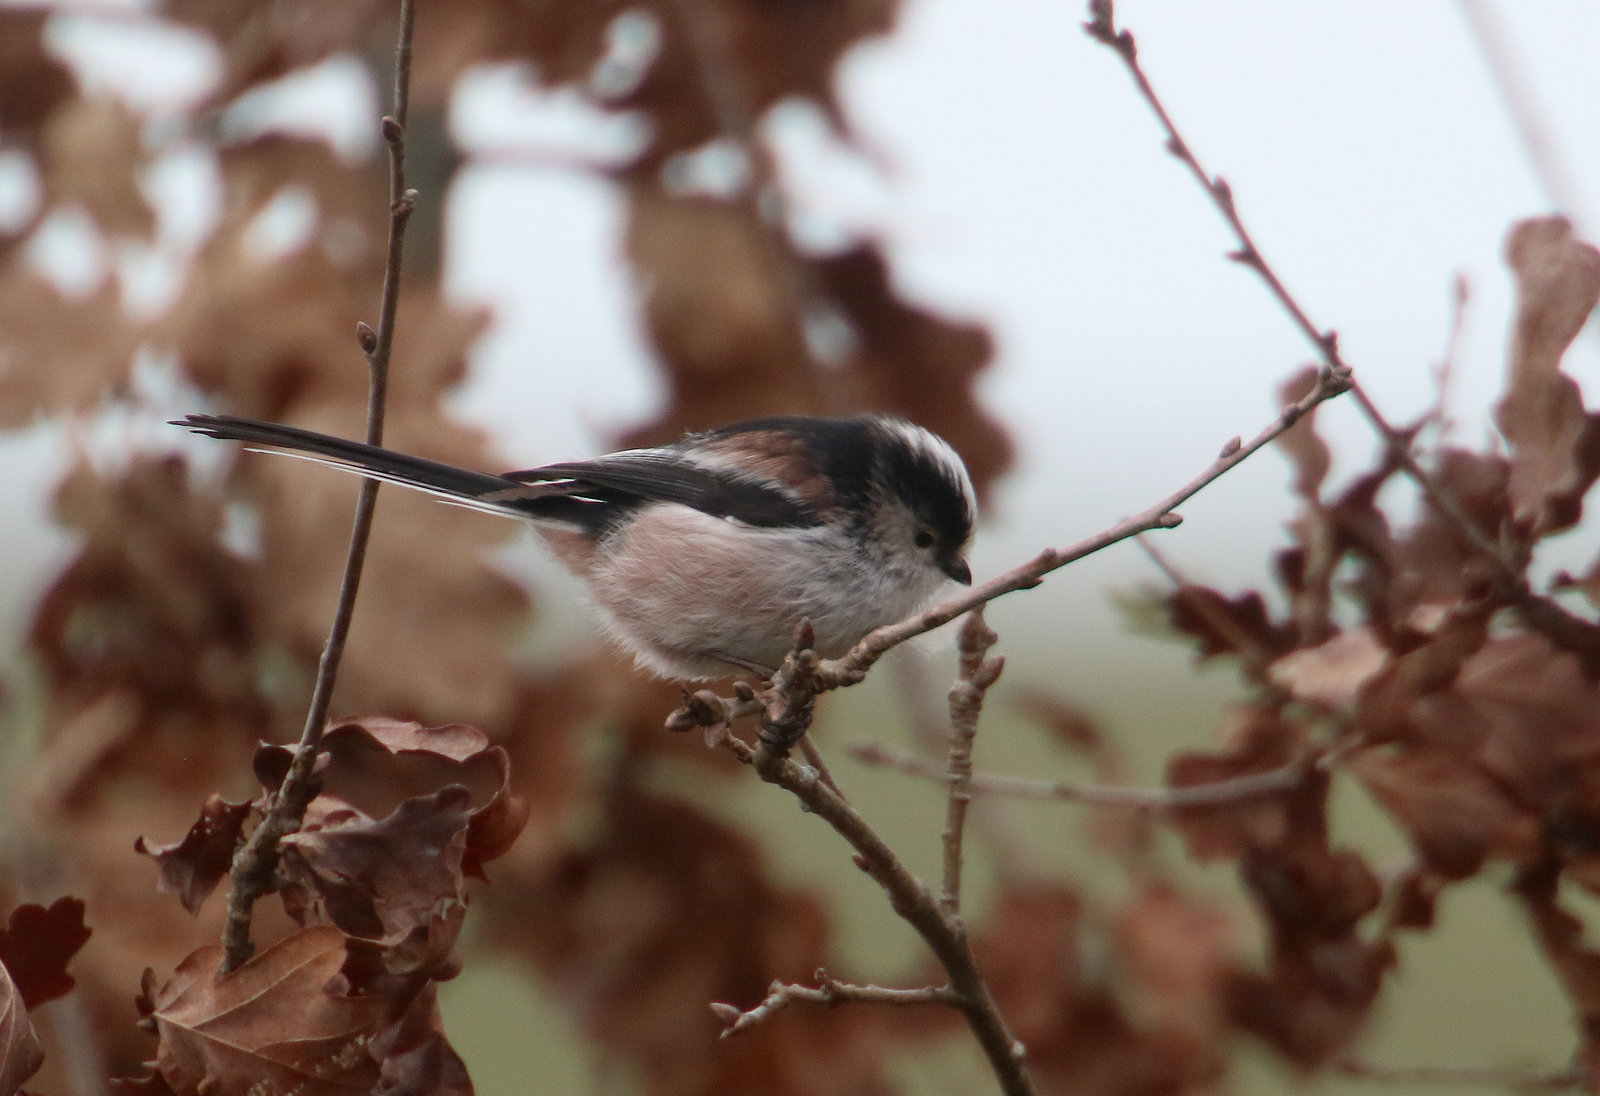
[173,413,588,523]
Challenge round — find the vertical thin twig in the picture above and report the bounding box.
[892,651,1038,881]
[219,0,418,973]
[941,611,1002,916]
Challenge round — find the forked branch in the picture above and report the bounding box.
[719,699,1035,1096]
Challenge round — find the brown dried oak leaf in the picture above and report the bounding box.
[144,926,388,1096]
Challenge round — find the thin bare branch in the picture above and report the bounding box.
[849,741,1313,811]
[797,734,846,801]
[1083,0,1600,672]
[942,611,1003,917]
[712,973,961,1038]
[220,0,418,973]
[893,650,1039,880]
[718,733,1036,1096]
[1134,533,1183,589]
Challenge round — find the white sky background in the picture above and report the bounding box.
[10,0,1600,699]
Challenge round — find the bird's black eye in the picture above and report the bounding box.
[914,528,935,549]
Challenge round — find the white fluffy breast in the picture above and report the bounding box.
[581,503,948,679]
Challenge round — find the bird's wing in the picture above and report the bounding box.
[507,452,819,528]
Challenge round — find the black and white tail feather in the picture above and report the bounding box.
[176,414,648,533]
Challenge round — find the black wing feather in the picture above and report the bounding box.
[508,454,818,528]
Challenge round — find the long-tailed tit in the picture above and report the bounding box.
[175,413,977,680]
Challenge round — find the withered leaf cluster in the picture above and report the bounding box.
[1144,218,1600,1073]
[117,717,526,1094]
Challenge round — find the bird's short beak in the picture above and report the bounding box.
[941,556,972,585]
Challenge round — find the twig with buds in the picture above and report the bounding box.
[219,0,418,973]
[712,973,961,1037]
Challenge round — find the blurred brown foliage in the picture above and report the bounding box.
[6,2,1600,1095]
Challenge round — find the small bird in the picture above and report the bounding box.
[175,413,976,680]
